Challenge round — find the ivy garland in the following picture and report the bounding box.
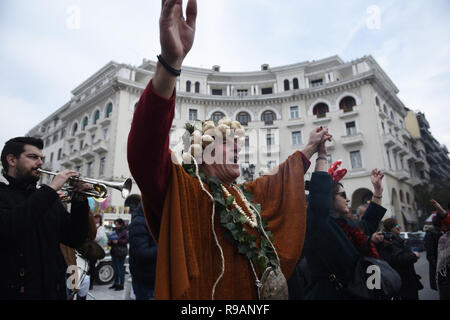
[182,162,279,273]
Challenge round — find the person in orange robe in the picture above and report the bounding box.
[127,0,331,300]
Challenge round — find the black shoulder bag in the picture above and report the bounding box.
[315,251,402,300]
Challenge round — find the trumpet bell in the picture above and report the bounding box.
[122,178,132,198]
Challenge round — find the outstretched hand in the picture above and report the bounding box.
[370,169,384,196]
[430,199,446,214]
[303,126,332,159]
[160,0,197,69]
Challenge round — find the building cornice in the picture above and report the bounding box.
[111,71,374,107]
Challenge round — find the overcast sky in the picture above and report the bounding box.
[1,0,449,153]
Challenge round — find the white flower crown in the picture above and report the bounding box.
[182,117,246,164]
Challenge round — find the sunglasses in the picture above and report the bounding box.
[336,191,347,199]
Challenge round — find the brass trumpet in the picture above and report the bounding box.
[37,168,133,202]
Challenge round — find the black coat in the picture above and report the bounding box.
[302,172,386,300]
[424,227,443,290]
[0,176,89,300]
[128,204,157,289]
[376,234,423,300]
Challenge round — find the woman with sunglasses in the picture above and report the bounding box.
[303,135,387,300]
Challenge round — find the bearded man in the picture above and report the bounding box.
[0,137,91,299]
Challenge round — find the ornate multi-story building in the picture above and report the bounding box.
[26,55,433,230]
[414,112,450,187]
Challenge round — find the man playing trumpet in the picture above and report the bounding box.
[0,137,91,299]
[127,0,331,299]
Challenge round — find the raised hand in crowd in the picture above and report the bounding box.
[370,169,384,205]
[302,126,332,160]
[153,0,197,98]
[430,199,446,214]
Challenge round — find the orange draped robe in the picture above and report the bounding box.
[129,81,308,299]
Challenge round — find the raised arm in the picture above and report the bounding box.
[127,0,197,216]
[153,0,197,98]
[369,169,384,205]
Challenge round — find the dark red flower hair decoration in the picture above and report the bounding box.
[328,160,347,182]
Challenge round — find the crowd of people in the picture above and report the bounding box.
[1,0,449,301]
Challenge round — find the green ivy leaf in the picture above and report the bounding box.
[226,195,235,206]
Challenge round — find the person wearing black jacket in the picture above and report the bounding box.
[0,137,90,300]
[424,214,445,291]
[128,203,157,300]
[377,218,423,300]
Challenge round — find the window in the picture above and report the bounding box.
[390,111,395,122]
[293,78,299,90]
[87,161,93,177]
[245,136,250,149]
[45,138,51,147]
[339,96,356,112]
[50,152,54,163]
[292,131,302,146]
[393,153,398,170]
[57,148,62,160]
[261,110,276,125]
[311,79,323,87]
[237,112,251,126]
[53,134,58,144]
[186,81,191,93]
[211,111,225,124]
[375,96,380,106]
[399,191,404,203]
[312,103,329,118]
[383,104,388,114]
[82,116,88,130]
[350,150,362,169]
[381,122,385,134]
[72,123,78,136]
[284,79,290,91]
[60,128,66,139]
[103,128,109,141]
[195,82,200,93]
[99,157,105,176]
[261,87,273,95]
[212,89,223,95]
[106,103,113,118]
[79,140,84,150]
[189,109,198,121]
[237,89,248,98]
[94,110,100,124]
[266,133,274,146]
[346,121,357,136]
[406,192,410,204]
[91,134,96,144]
[290,106,299,119]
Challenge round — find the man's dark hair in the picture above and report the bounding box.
[1,137,44,173]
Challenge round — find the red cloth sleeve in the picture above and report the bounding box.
[127,80,175,217]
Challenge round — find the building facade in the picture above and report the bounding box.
[415,112,450,188]
[26,55,433,230]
